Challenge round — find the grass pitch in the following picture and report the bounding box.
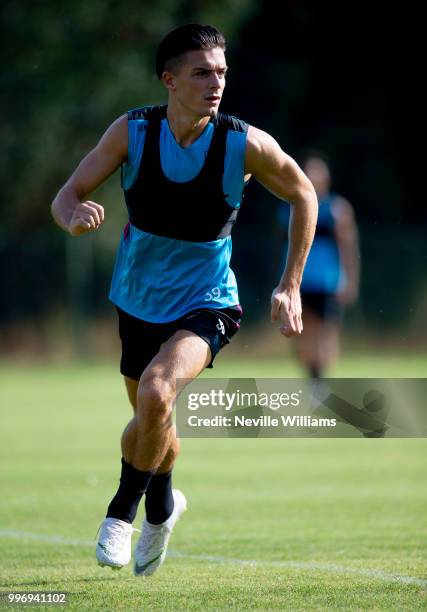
[0,355,426,610]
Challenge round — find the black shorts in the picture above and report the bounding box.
[117,305,243,381]
[301,291,342,321]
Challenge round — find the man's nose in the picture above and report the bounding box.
[209,72,222,88]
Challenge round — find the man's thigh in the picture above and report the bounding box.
[117,307,172,383]
[141,330,211,394]
[125,330,211,410]
[118,304,241,384]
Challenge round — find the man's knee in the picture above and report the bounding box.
[137,374,176,423]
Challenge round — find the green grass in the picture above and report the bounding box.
[0,357,426,610]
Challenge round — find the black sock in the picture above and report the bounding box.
[106,458,155,524]
[144,470,174,525]
[309,365,322,379]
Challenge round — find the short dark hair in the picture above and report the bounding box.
[300,148,331,169]
[156,24,226,79]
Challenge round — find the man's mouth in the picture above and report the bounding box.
[205,96,221,103]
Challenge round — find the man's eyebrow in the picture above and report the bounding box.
[191,65,228,72]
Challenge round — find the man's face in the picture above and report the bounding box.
[303,158,331,195]
[163,47,227,118]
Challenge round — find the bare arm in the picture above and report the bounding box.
[245,126,318,336]
[51,114,128,235]
[333,197,360,305]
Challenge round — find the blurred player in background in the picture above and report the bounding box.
[278,151,360,378]
[51,24,317,577]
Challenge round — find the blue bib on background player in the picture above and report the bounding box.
[278,194,345,294]
[110,105,248,322]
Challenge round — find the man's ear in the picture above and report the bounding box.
[162,71,176,92]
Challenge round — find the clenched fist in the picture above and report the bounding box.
[271,285,303,337]
[68,201,105,236]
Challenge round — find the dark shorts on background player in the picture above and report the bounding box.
[301,291,342,321]
[117,305,243,381]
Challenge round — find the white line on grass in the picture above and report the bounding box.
[0,529,425,588]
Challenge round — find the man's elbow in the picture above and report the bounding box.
[291,182,318,213]
[302,177,317,205]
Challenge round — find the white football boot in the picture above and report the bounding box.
[134,489,187,577]
[96,517,136,569]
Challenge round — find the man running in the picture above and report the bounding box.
[51,24,317,576]
[278,151,359,378]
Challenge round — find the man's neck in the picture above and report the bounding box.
[166,101,212,148]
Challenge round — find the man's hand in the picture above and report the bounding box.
[68,201,105,236]
[271,286,303,337]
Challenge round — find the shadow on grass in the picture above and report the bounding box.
[5,575,130,588]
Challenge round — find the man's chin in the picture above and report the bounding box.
[192,104,219,120]
[203,100,221,117]
[195,109,218,120]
